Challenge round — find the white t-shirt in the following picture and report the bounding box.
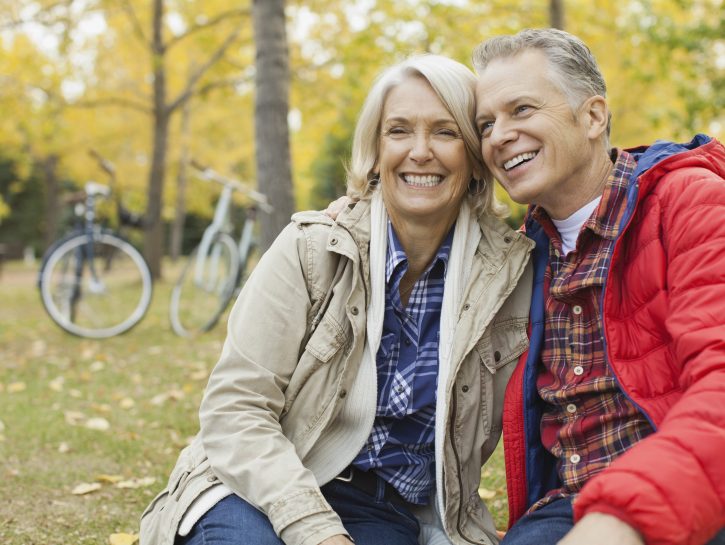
[551,197,601,256]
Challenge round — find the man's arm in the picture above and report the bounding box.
[571,159,725,545]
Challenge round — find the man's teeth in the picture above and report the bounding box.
[403,175,443,187]
[503,152,537,171]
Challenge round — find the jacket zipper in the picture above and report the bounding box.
[599,179,656,430]
[449,388,491,545]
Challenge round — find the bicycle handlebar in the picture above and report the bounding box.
[88,149,116,177]
[190,159,274,214]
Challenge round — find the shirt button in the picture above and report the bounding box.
[367,444,374,451]
[572,305,583,315]
[404,338,411,346]
[554,249,561,258]
[566,403,577,414]
[570,454,581,464]
[396,386,404,393]
[573,366,584,376]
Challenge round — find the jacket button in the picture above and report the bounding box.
[330,237,338,246]
[207,475,217,482]
[339,389,347,399]
[504,235,512,244]
[463,303,471,311]
[350,306,359,315]
[494,351,501,362]
[461,385,469,393]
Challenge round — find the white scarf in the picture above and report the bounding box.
[366,191,481,528]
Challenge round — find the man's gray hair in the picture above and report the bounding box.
[472,28,611,138]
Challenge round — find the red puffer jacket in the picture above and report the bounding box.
[503,135,725,545]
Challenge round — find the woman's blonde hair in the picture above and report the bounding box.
[346,54,506,217]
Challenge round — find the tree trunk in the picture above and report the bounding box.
[41,154,60,251]
[252,0,294,251]
[550,0,565,29]
[143,0,168,278]
[170,99,192,262]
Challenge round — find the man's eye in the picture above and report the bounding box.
[479,122,494,137]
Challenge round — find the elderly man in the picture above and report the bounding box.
[472,29,725,545]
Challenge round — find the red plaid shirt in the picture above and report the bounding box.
[529,150,654,512]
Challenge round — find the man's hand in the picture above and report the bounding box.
[319,535,354,545]
[557,513,643,545]
[323,196,352,221]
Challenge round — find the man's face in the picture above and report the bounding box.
[475,49,602,219]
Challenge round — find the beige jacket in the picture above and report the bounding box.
[140,199,533,545]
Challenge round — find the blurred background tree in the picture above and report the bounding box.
[0,0,722,259]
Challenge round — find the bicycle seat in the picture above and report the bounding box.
[85,181,111,198]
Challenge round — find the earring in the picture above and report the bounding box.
[468,177,485,195]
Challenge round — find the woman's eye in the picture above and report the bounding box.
[514,105,532,115]
[436,128,459,138]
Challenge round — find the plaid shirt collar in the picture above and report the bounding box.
[531,149,637,243]
[385,221,453,284]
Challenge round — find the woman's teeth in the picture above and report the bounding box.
[403,174,443,187]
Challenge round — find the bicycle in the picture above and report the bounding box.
[37,151,153,339]
[169,161,272,338]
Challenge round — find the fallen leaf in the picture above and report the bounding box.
[115,477,156,489]
[119,397,135,409]
[72,482,102,495]
[7,382,26,393]
[109,533,138,545]
[478,487,497,500]
[64,411,87,425]
[31,339,47,357]
[90,360,105,372]
[85,417,111,431]
[96,474,124,484]
[49,376,65,392]
[190,370,208,381]
[58,442,71,453]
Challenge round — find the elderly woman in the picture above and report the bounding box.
[140,54,533,545]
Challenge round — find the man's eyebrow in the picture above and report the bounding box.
[476,95,537,121]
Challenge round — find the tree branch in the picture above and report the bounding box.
[119,0,150,47]
[68,96,151,114]
[167,26,243,113]
[165,7,250,51]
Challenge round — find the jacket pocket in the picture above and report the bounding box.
[139,439,213,545]
[283,313,349,414]
[476,317,528,375]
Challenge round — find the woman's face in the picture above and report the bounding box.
[377,76,471,231]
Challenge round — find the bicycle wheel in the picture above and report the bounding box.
[170,232,240,337]
[39,231,153,338]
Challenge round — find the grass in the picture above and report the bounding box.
[0,258,508,544]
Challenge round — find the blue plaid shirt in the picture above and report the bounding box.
[351,221,453,504]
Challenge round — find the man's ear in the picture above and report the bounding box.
[582,95,609,140]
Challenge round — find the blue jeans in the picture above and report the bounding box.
[501,497,725,545]
[176,478,420,545]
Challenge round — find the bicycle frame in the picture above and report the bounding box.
[194,184,234,287]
